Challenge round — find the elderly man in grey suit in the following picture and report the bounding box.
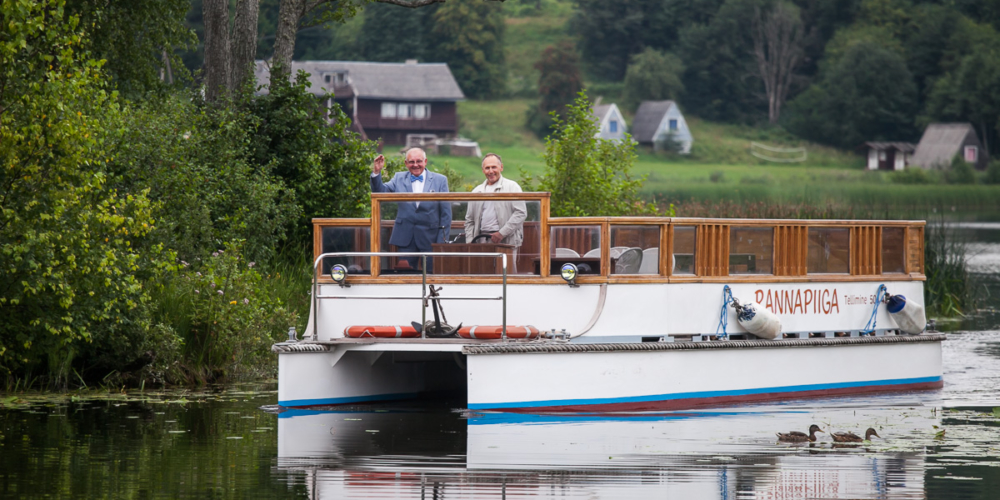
[464,153,527,272]
[371,148,451,272]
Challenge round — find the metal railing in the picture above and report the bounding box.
[311,252,509,341]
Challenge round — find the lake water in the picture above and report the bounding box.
[2,226,999,499]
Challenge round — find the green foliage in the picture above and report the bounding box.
[427,0,507,99]
[891,168,934,185]
[0,0,167,384]
[110,93,300,265]
[526,42,583,137]
[359,2,431,62]
[985,160,1000,184]
[248,70,374,252]
[64,0,195,97]
[677,0,767,123]
[157,243,297,383]
[947,157,977,184]
[521,91,657,216]
[784,41,917,148]
[570,0,710,80]
[621,49,685,111]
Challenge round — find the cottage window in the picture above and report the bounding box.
[610,120,618,133]
[669,119,678,131]
[381,102,397,118]
[414,104,430,119]
[965,146,978,162]
[398,104,413,119]
[324,74,332,84]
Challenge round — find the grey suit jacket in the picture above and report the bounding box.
[371,170,451,249]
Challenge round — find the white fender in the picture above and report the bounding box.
[886,294,926,334]
[736,301,781,340]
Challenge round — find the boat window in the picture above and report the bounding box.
[807,228,850,274]
[672,226,695,275]
[610,225,660,274]
[549,225,601,275]
[319,225,371,276]
[882,227,905,273]
[377,199,542,275]
[730,227,773,275]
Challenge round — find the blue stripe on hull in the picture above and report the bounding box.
[278,392,418,408]
[468,376,942,410]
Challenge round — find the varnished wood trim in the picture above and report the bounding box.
[540,196,550,277]
[316,273,926,285]
[672,218,925,226]
[312,218,371,225]
[662,223,672,276]
[371,200,381,275]
[371,192,551,202]
[600,221,611,276]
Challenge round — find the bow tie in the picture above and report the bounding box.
[409,173,424,182]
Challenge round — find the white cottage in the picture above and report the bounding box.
[863,142,915,171]
[592,103,627,142]
[632,100,692,154]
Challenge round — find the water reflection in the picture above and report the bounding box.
[277,401,939,499]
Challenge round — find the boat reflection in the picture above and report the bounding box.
[276,399,938,499]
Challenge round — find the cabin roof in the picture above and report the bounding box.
[632,100,676,143]
[254,60,465,101]
[911,123,976,168]
[865,141,916,153]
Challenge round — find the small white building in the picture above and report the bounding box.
[592,103,627,142]
[863,142,915,171]
[632,100,692,154]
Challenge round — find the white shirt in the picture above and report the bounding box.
[374,171,424,207]
[480,181,501,232]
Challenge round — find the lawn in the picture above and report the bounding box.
[431,99,1000,219]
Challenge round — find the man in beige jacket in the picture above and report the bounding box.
[464,154,527,270]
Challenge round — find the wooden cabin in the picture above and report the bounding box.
[255,60,464,145]
[911,123,990,171]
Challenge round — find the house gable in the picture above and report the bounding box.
[593,103,627,142]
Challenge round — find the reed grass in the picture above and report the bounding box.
[924,222,973,318]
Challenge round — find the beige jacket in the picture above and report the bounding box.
[464,175,527,247]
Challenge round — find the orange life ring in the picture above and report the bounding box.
[344,325,420,338]
[457,325,540,340]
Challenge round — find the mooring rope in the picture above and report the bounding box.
[862,284,888,335]
[716,285,736,339]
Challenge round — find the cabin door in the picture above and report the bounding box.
[879,150,894,170]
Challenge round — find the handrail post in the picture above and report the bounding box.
[312,257,319,341]
[502,253,507,341]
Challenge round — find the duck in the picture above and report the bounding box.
[831,427,880,443]
[777,424,824,442]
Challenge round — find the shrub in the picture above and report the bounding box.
[158,243,298,383]
[984,160,1000,184]
[891,168,933,184]
[946,157,976,184]
[522,91,656,216]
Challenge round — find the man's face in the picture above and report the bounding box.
[481,156,503,185]
[405,151,427,176]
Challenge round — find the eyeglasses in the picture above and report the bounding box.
[405,159,426,165]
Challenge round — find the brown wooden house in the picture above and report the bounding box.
[255,60,464,144]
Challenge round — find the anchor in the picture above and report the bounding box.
[411,285,461,338]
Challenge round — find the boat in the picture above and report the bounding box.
[273,192,943,412]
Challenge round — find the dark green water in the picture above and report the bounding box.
[3,227,1000,499]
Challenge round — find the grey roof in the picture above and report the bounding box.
[254,60,465,101]
[632,100,675,143]
[911,123,976,168]
[865,141,916,153]
[592,104,613,123]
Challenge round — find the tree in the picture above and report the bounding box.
[621,48,685,111]
[359,2,432,62]
[521,92,657,217]
[525,42,583,137]
[1,0,162,384]
[677,0,767,122]
[783,41,918,149]
[199,0,507,100]
[750,2,804,124]
[63,0,195,97]
[570,0,719,80]
[426,0,506,98]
